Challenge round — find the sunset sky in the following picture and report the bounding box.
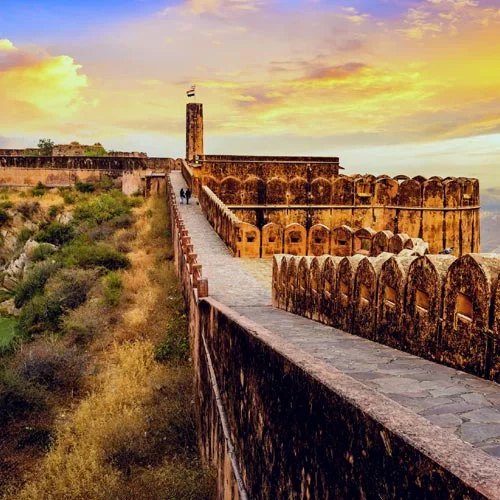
[1,0,500,201]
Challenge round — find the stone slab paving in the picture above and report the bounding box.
[170,171,500,459]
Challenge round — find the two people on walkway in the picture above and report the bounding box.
[180,188,192,205]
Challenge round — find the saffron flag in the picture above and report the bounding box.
[186,85,196,97]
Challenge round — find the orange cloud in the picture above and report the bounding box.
[0,40,89,134]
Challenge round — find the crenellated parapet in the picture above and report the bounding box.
[191,171,479,255]
[273,252,500,382]
[199,185,433,258]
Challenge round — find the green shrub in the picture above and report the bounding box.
[62,241,130,270]
[18,295,63,335]
[36,222,74,246]
[0,201,13,209]
[103,272,123,306]
[15,260,61,308]
[31,243,57,262]
[48,204,63,219]
[31,182,47,197]
[18,268,98,334]
[61,190,76,205]
[73,193,132,225]
[99,175,114,191]
[128,196,143,208]
[46,268,99,310]
[18,228,34,246]
[154,313,189,362]
[75,181,95,193]
[0,209,10,224]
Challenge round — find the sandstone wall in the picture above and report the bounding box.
[273,253,500,382]
[199,186,432,258]
[186,103,204,162]
[0,156,171,189]
[194,174,479,255]
[167,175,500,500]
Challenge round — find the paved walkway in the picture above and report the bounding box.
[171,171,500,459]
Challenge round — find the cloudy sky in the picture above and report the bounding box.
[1,0,500,200]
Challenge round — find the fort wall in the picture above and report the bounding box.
[198,184,485,257]
[0,156,172,190]
[273,252,500,382]
[167,174,500,499]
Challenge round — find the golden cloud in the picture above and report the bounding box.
[0,40,89,133]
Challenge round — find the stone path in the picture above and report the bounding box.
[171,171,500,459]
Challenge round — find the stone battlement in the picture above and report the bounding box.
[198,182,478,256]
[273,252,500,382]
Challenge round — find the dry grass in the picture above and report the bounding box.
[14,196,214,500]
[7,191,67,210]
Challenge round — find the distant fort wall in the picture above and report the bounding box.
[0,156,173,191]
[273,252,500,382]
[167,174,500,499]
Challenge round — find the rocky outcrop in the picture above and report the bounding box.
[1,240,56,292]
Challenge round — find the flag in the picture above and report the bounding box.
[186,85,196,97]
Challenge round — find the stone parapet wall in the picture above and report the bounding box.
[166,172,500,500]
[0,155,171,171]
[200,185,431,258]
[273,252,500,382]
[194,172,479,255]
[0,156,173,190]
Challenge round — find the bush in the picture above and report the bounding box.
[16,201,40,217]
[36,222,74,246]
[14,340,85,391]
[0,369,45,424]
[18,295,63,334]
[31,182,47,197]
[61,190,76,205]
[18,227,34,246]
[75,181,95,193]
[63,241,130,270]
[0,200,13,209]
[18,268,98,334]
[63,302,106,345]
[73,193,132,225]
[15,260,61,308]
[46,268,99,310]
[0,209,10,224]
[31,243,57,262]
[99,175,114,191]
[154,313,189,362]
[48,204,63,219]
[103,272,123,306]
[110,214,135,229]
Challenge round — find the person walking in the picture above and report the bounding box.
[180,188,185,205]
[186,188,192,205]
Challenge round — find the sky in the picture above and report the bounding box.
[1,0,500,204]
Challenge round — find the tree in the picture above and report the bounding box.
[38,139,55,156]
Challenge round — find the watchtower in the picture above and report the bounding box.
[186,103,204,162]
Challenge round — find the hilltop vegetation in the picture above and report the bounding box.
[0,186,214,498]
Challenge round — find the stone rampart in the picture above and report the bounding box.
[194,173,479,255]
[0,156,171,188]
[199,185,431,258]
[167,173,500,500]
[273,252,500,382]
